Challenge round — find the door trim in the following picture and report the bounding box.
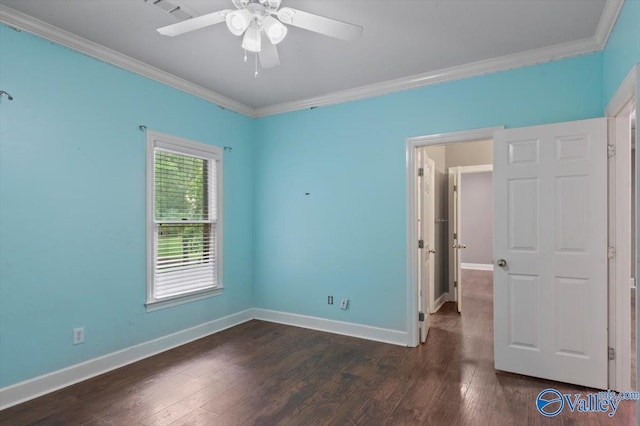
[606,64,638,391]
[405,126,504,347]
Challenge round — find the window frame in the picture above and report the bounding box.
[146,130,223,311]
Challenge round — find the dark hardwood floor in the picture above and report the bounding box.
[0,270,636,425]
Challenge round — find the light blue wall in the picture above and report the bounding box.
[603,0,640,105]
[253,53,604,332]
[2,0,638,391]
[0,25,255,387]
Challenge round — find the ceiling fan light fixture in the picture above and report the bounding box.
[276,7,295,25]
[231,0,249,10]
[156,0,363,71]
[242,25,262,52]
[266,0,282,11]
[225,9,252,35]
[262,16,287,44]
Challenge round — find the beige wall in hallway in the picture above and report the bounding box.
[445,139,493,169]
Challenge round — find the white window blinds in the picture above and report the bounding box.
[147,133,222,308]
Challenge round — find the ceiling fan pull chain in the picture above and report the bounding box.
[254,52,259,77]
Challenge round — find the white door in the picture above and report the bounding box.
[418,152,435,343]
[493,118,608,389]
[449,167,464,313]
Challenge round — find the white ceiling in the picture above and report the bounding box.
[0,0,612,111]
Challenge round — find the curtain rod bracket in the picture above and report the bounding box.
[139,125,147,132]
[224,146,232,152]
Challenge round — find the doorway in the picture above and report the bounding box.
[407,116,634,391]
[407,127,501,345]
[417,141,494,321]
[606,67,637,391]
[609,105,637,391]
[450,163,493,313]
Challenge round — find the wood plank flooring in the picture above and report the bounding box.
[0,270,636,425]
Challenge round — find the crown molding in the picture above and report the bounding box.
[595,0,625,48]
[253,0,624,117]
[254,36,602,117]
[1,0,625,119]
[0,5,255,117]
[254,37,601,117]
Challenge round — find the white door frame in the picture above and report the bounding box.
[605,64,638,391]
[448,164,493,310]
[406,126,503,347]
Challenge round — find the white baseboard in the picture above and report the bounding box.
[431,293,447,313]
[0,309,254,410]
[253,308,408,347]
[461,263,494,271]
[0,308,410,410]
[446,291,455,303]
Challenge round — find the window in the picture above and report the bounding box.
[146,131,223,310]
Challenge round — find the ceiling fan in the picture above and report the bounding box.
[156,0,363,73]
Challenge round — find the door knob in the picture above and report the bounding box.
[497,259,507,267]
[429,249,436,254]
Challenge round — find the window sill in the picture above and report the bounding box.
[145,286,224,312]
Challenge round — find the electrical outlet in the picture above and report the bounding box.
[340,297,349,310]
[328,296,333,305]
[73,327,84,345]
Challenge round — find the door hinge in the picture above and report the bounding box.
[608,246,615,259]
[418,239,424,249]
[608,347,615,360]
[418,168,424,177]
[608,144,615,158]
[453,184,457,192]
[418,311,425,322]
[454,280,458,288]
[453,233,457,240]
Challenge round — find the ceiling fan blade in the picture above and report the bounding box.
[276,7,363,41]
[157,9,232,37]
[259,37,280,68]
